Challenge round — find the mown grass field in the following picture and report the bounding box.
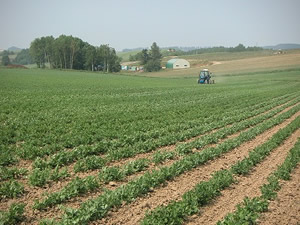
[0,67,299,225]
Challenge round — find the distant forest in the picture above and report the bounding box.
[29,35,121,72]
[129,44,263,61]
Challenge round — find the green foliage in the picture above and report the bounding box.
[0,148,18,167]
[123,158,150,176]
[99,166,124,183]
[13,49,34,65]
[217,197,268,225]
[0,180,24,199]
[142,170,234,225]
[1,51,11,66]
[34,176,99,210]
[0,202,25,225]
[0,167,27,181]
[28,167,69,187]
[29,35,121,71]
[152,151,175,165]
[59,105,300,225]
[218,126,300,225]
[74,155,106,173]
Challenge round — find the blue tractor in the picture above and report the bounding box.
[198,69,214,84]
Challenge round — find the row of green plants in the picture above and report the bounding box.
[33,158,150,210]
[140,116,300,225]
[0,180,24,199]
[0,166,27,181]
[32,102,299,212]
[3,86,258,163]
[175,97,299,155]
[36,97,294,210]
[33,94,297,174]
[32,95,281,170]
[218,137,300,225]
[29,97,298,189]
[0,202,25,225]
[28,166,69,187]
[54,103,300,225]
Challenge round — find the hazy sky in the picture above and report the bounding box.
[1,0,299,50]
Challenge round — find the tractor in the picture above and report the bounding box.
[198,69,214,84]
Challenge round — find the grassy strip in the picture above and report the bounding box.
[0,203,26,225]
[56,103,300,225]
[217,137,300,225]
[140,116,299,225]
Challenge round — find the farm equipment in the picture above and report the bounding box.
[198,69,215,84]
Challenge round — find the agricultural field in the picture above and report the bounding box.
[0,67,300,225]
[123,49,300,78]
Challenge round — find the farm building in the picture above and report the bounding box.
[166,59,190,69]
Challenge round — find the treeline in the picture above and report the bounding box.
[29,35,121,72]
[184,44,263,55]
[129,44,264,60]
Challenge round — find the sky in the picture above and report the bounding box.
[0,0,300,51]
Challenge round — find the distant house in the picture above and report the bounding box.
[166,59,190,69]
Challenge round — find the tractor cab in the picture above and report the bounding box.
[198,69,214,84]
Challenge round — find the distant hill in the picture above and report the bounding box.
[8,46,22,52]
[263,43,300,50]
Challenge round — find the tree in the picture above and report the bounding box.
[144,42,162,72]
[28,34,121,72]
[30,38,45,68]
[1,51,11,66]
[14,49,34,65]
[85,44,97,71]
[139,49,149,65]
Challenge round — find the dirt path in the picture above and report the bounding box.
[96,113,300,225]
[258,165,300,225]
[185,129,300,225]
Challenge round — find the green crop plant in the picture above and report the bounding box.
[0,202,25,225]
[0,180,24,199]
[0,167,27,181]
[152,151,176,165]
[33,176,100,210]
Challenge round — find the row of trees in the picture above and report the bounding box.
[29,35,121,72]
[129,44,264,59]
[129,42,162,72]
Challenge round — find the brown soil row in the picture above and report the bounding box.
[96,112,300,225]
[258,165,300,225]
[185,129,300,225]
